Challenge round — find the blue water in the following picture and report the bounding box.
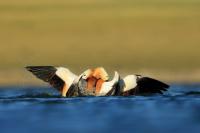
[0,84,200,133]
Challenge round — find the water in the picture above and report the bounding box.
[0,84,200,133]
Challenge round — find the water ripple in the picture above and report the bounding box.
[0,84,200,133]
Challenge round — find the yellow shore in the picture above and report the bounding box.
[0,0,200,85]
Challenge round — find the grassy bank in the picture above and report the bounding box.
[0,0,200,84]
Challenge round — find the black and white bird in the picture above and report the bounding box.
[26,66,170,97]
[26,66,100,97]
[118,74,170,96]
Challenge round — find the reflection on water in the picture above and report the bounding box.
[0,84,200,133]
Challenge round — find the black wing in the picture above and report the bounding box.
[134,77,170,94]
[25,66,65,91]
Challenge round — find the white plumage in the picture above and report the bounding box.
[122,75,138,92]
[56,67,78,87]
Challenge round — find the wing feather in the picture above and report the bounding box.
[135,77,170,94]
[26,66,65,91]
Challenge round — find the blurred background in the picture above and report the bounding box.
[0,0,200,85]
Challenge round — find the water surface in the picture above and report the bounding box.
[0,84,200,133]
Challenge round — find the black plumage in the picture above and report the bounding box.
[132,77,169,95]
[25,66,65,91]
[135,77,169,94]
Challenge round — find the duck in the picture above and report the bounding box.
[26,66,79,97]
[117,74,170,96]
[26,66,170,97]
[25,66,111,97]
[79,70,169,96]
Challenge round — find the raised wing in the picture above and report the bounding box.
[135,77,170,94]
[25,66,77,96]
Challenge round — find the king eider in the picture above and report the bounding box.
[26,66,170,97]
[25,66,111,97]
